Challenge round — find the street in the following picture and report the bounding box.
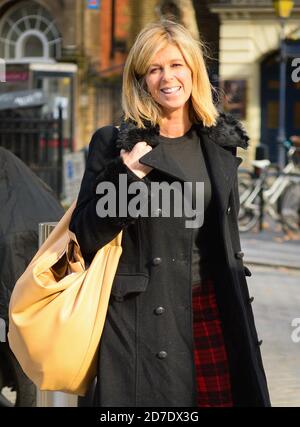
[3,260,299,408]
[247,264,300,407]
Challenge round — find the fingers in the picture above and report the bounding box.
[120,142,152,162]
[136,141,149,149]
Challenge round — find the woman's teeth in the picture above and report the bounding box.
[161,86,181,94]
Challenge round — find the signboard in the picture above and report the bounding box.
[87,0,100,9]
[220,79,247,120]
[0,89,46,110]
[63,151,86,205]
[5,71,29,82]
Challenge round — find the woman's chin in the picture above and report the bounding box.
[159,101,188,114]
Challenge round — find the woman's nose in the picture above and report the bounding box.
[161,67,175,82]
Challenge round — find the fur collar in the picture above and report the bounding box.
[116,112,249,152]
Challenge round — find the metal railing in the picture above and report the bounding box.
[0,107,64,198]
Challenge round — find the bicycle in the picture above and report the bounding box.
[238,140,300,233]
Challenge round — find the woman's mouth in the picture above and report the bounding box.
[160,86,181,95]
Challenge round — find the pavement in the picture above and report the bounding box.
[248,265,300,407]
[241,224,300,407]
[241,223,300,270]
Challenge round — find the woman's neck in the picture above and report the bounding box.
[159,109,192,138]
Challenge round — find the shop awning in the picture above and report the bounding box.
[0,89,47,111]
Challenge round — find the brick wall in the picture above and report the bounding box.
[99,0,129,75]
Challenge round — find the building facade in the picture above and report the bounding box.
[0,0,103,150]
[0,0,222,150]
[209,0,300,163]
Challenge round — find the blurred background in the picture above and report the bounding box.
[0,0,299,408]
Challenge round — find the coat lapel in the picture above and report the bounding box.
[199,128,242,213]
[138,126,243,214]
[139,143,188,182]
[117,113,247,214]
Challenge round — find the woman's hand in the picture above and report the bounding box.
[120,141,153,179]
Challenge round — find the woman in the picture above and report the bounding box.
[70,20,271,407]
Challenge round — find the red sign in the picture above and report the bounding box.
[6,71,29,82]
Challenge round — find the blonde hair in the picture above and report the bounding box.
[122,20,219,128]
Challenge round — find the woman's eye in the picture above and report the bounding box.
[149,64,182,73]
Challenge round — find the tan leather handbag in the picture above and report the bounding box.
[8,201,123,396]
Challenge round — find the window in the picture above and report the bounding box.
[23,34,43,57]
[0,1,61,62]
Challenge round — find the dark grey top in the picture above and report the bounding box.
[158,125,213,285]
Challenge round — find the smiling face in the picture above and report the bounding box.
[144,44,192,116]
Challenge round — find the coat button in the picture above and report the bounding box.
[152,257,162,266]
[249,296,254,304]
[226,206,231,215]
[257,339,263,346]
[157,351,168,359]
[244,266,252,277]
[235,251,244,259]
[154,306,165,315]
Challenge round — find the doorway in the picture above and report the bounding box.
[260,47,300,163]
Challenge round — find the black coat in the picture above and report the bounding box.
[0,148,64,325]
[70,113,271,407]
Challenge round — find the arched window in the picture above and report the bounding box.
[0,1,61,62]
[23,34,44,57]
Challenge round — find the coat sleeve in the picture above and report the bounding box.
[69,125,149,263]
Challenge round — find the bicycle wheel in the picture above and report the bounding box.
[238,206,260,232]
[238,180,260,232]
[280,182,300,232]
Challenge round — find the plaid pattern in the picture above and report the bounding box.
[192,278,233,407]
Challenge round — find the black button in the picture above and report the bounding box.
[154,306,165,315]
[157,351,168,359]
[244,266,252,277]
[257,339,263,346]
[226,206,231,215]
[249,296,254,304]
[235,251,244,259]
[152,257,162,266]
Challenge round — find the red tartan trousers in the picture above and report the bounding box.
[192,278,233,407]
